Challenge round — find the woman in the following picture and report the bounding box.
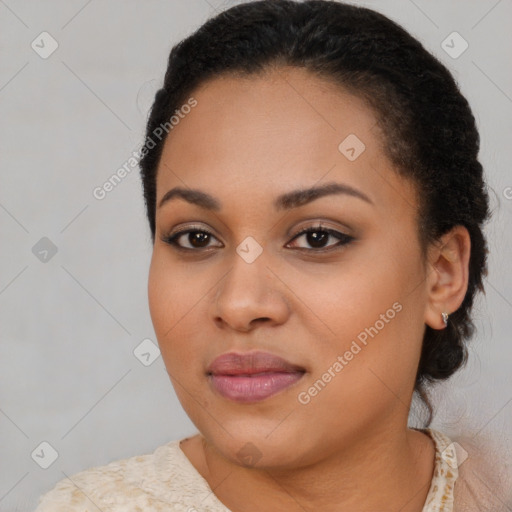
[35,1,511,510]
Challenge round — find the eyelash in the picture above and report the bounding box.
[161,224,354,253]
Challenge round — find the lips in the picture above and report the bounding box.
[206,350,306,376]
[206,351,306,403]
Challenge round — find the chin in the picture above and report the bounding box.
[202,425,309,469]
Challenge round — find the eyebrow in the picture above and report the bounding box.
[157,181,373,211]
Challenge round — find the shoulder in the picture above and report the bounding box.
[450,431,512,512]
[34,439,192,512]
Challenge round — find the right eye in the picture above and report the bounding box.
[161,227,223,251]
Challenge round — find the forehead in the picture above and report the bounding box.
[155,66,418,217]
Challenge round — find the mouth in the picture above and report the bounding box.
[206,351,306,403]
[207,371,305,403]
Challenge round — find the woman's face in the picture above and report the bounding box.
[148,66,430,468]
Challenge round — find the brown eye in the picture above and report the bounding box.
[288,226,354,251]
[162,228,222,250]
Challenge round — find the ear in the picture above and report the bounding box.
[424,225,471,330]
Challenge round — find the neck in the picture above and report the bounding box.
[197,424,435,512]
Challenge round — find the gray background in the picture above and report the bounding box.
[1,1,511,511]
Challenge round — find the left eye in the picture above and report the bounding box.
[287,226,354,251]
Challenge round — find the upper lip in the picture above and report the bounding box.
[206,351,306,376]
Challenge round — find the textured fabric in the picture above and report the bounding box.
[420,429,458,511]
[34,428,461,511]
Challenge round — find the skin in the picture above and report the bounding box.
[147,66,471,512]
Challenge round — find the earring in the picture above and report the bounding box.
[441,312,449,326]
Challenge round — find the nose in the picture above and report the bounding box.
[212,250,290,332]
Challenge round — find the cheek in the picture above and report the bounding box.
[293,301,421,437]
[148,254,174,339]
[295,236,424,404]
[291,245,410,344]
[148,255,212,422]
[148,253,202,364]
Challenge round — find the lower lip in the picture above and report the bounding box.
[209,372,305,403]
